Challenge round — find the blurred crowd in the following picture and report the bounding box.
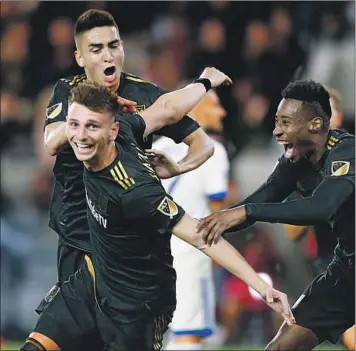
[1,0,355,345]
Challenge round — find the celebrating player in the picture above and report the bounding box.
[197,80,355,350]
[21,76,296,351]
[42,9,214,288]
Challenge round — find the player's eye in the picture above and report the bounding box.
[88,124,99,130]
[69,121,78,127]
[91,48,101,53]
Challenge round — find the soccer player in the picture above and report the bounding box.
[42,9,214,289]
[21,76,295,351]
[197,80,355,350]
[151,90,229,350]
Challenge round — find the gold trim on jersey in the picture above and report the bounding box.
[124,73,154,85]
[60,74,87,87]
[110,161,135,190]
[326,135,341,150]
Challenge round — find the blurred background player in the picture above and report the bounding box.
[152,90,230,350]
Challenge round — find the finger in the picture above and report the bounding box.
[212,224,224,244]
[196,216,211,232]
[205,220,219,246]
[117,96,137,106]
[265,289,274,304]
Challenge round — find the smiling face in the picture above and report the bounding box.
[273,98,323,162]
[66,102,119,165]
[75,26,124,90]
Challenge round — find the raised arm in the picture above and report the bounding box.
[140,67,232,138]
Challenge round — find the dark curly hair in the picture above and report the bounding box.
[281,80,331,128]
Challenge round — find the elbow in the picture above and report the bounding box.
[44,140,59,156]
[205,139,215,159]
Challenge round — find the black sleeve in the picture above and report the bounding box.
[44,80,70,128]
[117,113,146,146]
[121,182,185,232]
[245,177,353,226]
[149,85,201,143]
[245,141,355,226]
[226,157,299,232]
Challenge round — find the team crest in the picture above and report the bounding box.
[331,161,350,176]
[157,196,178,218]
[46,102,62,120]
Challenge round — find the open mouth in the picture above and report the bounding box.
[104,66,116,76]
[278,140,295,159]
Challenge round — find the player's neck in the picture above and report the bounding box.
[84,142,118,172]
[308,132,329,165]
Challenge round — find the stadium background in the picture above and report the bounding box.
[0,1,354,349]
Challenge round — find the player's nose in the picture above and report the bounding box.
[273,125,283,137]
[103,48,114,63]
[77,126,88,140]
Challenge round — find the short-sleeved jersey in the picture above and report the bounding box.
[45,73,199,252]
[83,115,185,321]
[245,129,354,267]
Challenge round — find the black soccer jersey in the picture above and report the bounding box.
[44,73,199,252]
[233,129,354,270]
[83,114,185,321]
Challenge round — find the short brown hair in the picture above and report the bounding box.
[324,85,342,113]
[69,82,119,116]
[74,9,118,37]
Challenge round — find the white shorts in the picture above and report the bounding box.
[170,236,216,337]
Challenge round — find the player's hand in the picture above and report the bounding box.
[196,206,246,246]
[145,149,181,179]
[261,286,296,326]
[117,96,137,113]
[199,67,233,88]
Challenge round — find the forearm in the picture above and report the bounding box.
[245,178,353,226]
[155,83,207,123]
[44,122,68,156]
[178,128,214,174]
[173,214,269,295]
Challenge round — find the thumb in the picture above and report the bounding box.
[265,288,274,304]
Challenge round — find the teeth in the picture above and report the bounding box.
[278,141,289,145]
[76,143,90,149]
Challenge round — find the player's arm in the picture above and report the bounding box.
[176,128,214,175]
[225,157,300,232]
[172,214,295,325]
[243,141,355,226]
[43,80,70,156]
[140,67,232,138]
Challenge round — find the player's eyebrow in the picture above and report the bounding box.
[89,39,120,48]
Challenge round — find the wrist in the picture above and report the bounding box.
[193,78,212,92]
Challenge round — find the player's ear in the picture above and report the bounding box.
[308,117,323,133]
[74,50,85,68]
[110,121,119,141]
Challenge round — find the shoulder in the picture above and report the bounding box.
[59,74,87,88]
[327,130,354,158]
[123,72,159,87]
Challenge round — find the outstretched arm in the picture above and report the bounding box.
[141,67,232,138]
[172,213,295,326]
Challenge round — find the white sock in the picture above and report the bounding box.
[165,340,202,350]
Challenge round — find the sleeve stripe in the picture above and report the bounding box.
[110,169,128,190]
[207,191,228,201]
